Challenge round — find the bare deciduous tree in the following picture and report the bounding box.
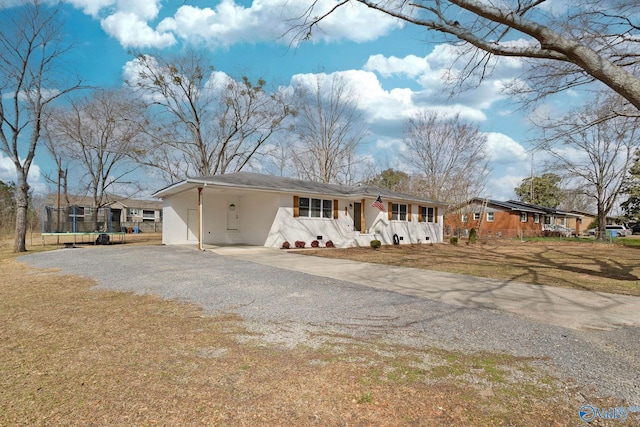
[0,1,82,252]
[294,0,640,110]
[127,51,293,183]
[45,89,144,230]
[401,111,489,207]
[288,73,367,184]
[535,94,640,238]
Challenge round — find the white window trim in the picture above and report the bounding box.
[298,197,333,219]
[534,213,540,223]
[520,212,528,223]
[391,203,408,221]
[487,212,494,222]
[420,206,435,223]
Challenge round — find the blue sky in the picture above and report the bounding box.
[1,0,572,199]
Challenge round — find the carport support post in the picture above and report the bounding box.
[198,186,203,251]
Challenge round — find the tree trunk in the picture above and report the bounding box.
[13,173,29,252]
[597,202,607,241]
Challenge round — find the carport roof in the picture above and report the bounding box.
[152,172,447,206]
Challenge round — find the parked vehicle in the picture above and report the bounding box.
[631,223,640,235]
[605,224,631,237]
[550,225,572,237]
[586,225,631,237]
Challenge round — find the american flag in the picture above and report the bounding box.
[371,195,386,212]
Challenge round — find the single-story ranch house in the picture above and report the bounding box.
[152,172,447,248]
[445,198,583,238]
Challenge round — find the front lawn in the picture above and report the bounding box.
[304,238,640,296]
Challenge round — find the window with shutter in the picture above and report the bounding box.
[294,196,334,218]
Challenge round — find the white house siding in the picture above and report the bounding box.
[264,195,351,248]
[369,209,444,245]
[262,196,444,248]
[160,187,444,248]
[226,193,280,245]
[162,191,195,245]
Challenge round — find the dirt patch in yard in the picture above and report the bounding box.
[302,239,640,296]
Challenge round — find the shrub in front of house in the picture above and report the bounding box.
[450,237,458,245]
[281,241,290,249]
[469,228,477,243]
[295,240,306,248]
[325,240,335,248]
[370,239,381,249]
[311,240,319,248]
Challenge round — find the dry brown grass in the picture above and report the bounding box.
[303,238,640,296]
[0,239,617,426]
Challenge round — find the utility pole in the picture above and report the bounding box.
[530,152,535,203]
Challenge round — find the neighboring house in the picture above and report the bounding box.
[151,172,447,248]
[446,198,583,238]
[109,199,163,232]
[43,194,162,233]
[568,210,617,231]
[505,200,583,235]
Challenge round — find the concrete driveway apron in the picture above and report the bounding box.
[210,246,640,332]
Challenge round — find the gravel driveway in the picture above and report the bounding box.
[21,245,640,404]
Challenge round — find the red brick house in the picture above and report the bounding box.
[445,198,583,238]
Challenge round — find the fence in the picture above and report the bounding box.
[42,206,163,234]
[42,206,117,233]
[120,221,162,233]
[446,228,575,240]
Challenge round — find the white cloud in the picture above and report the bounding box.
[365,54,430,78]
[0,154,48,194]
[64,0,115,17]
[375,137,405,152]
[0,155,15,183]
[115,0,161,21]
[65,0,161,19]
[485,132,529,164]
[157,3,256,48]
[101,12,176,49]
[535,0,570,16]
[290,70,409,123]
[298,0,403,43]
[486,174,523,200]
[157,0,402,48]
[364,43,527,111]
[66,0,402,49]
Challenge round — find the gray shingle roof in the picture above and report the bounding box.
[470,198,582,217]
[154,172,446,206]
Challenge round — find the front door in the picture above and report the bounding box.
[227,201,239,230]
[354,202,362,232]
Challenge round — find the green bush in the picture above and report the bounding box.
[370,239,381,249]
[449,237,458,245]
[469,228,477,244]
